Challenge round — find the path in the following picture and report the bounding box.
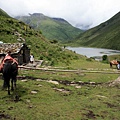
[18,65,120,74]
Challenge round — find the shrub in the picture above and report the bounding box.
[102,55,108,61]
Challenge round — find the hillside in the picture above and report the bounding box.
[0,9,82,66]
[72,12,120,50]
[0,8,10,18]
[16,13,83,42]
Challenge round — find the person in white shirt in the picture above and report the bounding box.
[30,54,34,64]
[117,61,120,70]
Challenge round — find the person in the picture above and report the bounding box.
[30,54,34,64]
[0,51,18,72]
[117,61,120,70]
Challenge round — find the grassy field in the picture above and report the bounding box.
[0,59,120,120]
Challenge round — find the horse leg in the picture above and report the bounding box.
[11,75,17,91]
[110,62,112,68]
[11,63,18,91]
[14,80,17,90]
[7,80,10,95]
[2,80,7,89]
[8,86,10,95]
[11,79,16,91]
[11,79,14,91]
[5,79,10,95]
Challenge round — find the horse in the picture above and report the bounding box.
[110,60,119,68]
[1,58,18,95]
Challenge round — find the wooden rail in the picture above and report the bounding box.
[18,66,120,74]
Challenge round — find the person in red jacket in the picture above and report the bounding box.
[0,51,18,72]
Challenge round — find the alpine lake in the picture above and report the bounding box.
[67,46,120,61]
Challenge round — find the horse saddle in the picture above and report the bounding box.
[4,59,13,64]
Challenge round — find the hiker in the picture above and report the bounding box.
[30,54,34,64]
[117,61,120,70]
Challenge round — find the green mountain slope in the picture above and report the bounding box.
[0,8,10,17]
[73,12,120,50]
[0,9,82,66]
[16,13,83,42]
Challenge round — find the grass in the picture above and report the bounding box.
[16,13,82,42]
[0,59,120,120]
[0,15,83,66]
[0,77,120,120]
[69,12,120,50]
[0,9,120,119]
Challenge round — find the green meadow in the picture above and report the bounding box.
[0,59,120,120]
[0,8,120,120]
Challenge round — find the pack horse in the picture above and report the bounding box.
[110,60,119,68]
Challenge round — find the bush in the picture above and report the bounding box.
[102,55,108,61]
[102,55,109,63]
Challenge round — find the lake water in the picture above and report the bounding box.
[67,47,120,60]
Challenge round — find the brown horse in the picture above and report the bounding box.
[110,60,118,68]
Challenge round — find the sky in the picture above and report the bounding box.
[0,0,120,30]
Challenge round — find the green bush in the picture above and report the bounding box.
[102,55,108,61]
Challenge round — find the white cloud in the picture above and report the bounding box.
[0,0,120,29]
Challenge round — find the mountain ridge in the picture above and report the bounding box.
[16,13,83,42]
[0,8,81,66]
[72,11,120,50]
[0,8,10,18]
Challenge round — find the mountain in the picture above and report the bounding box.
[0,8,10,18]
[72,12,120,50]
[16,13,83,42]
[0,9,81,66]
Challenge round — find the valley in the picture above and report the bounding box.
[0,8,120,120]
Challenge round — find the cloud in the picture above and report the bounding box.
[0,0,120,29]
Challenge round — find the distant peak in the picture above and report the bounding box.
[52,18,68,23]
[29,13,44,16]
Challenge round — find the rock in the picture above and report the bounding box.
[36,79,42,81]
[31,91,37,94]
[53,88,70,94]
[47,80,59,85]
[38,84,42,87]
[21,80,28,82]
[96,95,107,98]
[78,81,84,84]
[89,82,96,85]
[28,105,33,108]
[75,86,82,88]
[26,99,31,103]
[109,76,120,86]
[70,84,78,86]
